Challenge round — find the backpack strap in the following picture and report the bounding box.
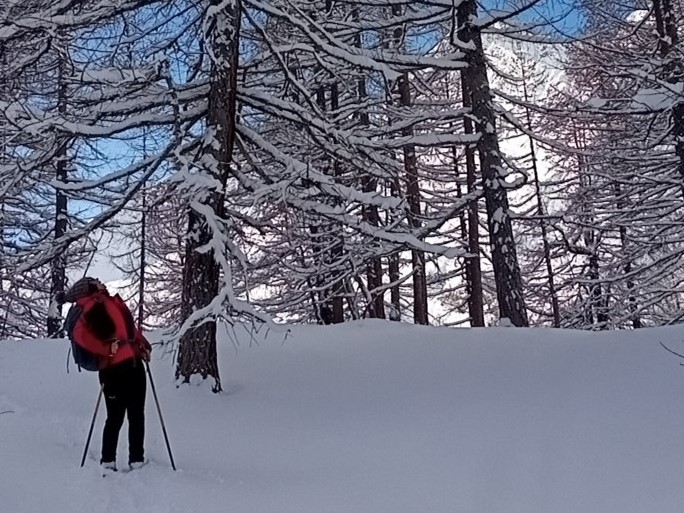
[107,294,137,341]
[72,296,113,358]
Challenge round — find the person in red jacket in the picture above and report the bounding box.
[61,277,152,473]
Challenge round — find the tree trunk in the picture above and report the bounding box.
[521,69,559,327]
[653,0,684,200]
[388,255,401,320]
[653,0,678,59]
[312,84,344,324]
[587,252,608,328]
[397,73,428,325]
[354,29,385,319]
[390,4,428,325]
[675,103,684,199]
[179,206,221,386]
[459,76,485,327]
[177,0,243,392]
[388,164,402,327]
[329,82,345,323]
[580,175,606,328]
[610,174,639,328]
[572,123,607,329]
[457,0,528,326]
[137,188,147,329]
[48,46,68,338]
[363,187,385,319]
[388,180,402,322]
[0,47,6,339]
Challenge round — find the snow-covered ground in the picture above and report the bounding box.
[2,320,684,513]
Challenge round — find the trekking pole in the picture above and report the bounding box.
[145,361,176,471]
[81,385,104,467]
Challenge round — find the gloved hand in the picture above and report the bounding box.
[139,346,151,362]
[135,331,152,362]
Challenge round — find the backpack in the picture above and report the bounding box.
[64,303,100,371]
[64,294,134,372]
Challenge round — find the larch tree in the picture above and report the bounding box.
[455,0,529,326]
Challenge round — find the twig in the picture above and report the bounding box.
[0,410,14,415]
[659,342,684,365]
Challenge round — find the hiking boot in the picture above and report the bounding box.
[128,459,148,471]
[101,461,117,476]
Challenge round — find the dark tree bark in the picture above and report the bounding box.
[652,0,684,200]
[652,0,684,199]
[327,82,345,324]
[397,73,429,325]
[459,76,485,327]
[387,185,402,324]
[614,182,641,329]
[580,171,606,328]
[48,46,68,338]
[571,123,607,329]
[391,4,427,325]
[386,177,402,322]
[675,103,684,197]
[137,188,147,329]
[0,47,7,339]
[354,23,385,319]
[387,258,401,320]
[521,68,560,327]
[312,84,344,325]
[457,0,528,326]
[179,210,221,388]
[653,0,678,58]
[363,178,386,319]
[177,0,243,392]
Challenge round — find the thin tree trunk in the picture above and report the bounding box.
[312,87,328,324]
[653,0,684,199]
[329,82,344,323]
[306,1,345,323]
[382,7,404,323]
[457,0,528,326]
[614,182,640,329]
[675,103,684,198]
[388,255,401,320]
[0,47,6,339]
[365,207,386,319]
[397,73,428,325]
[521,69,559,327]
[452,147,470,312]
[48,45,68,338]
[137,188,147,329]
[388,183,402,321]
[459,76,485,327]
[177,0,243,392]
[572,123,606,329]
[354,18,385,319]
[392,4,427,324]
[388,180,402,322]
[312,85,344,324]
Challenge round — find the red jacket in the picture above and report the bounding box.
[72,292,151,369]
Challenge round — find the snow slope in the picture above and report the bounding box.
[2,320,684,513]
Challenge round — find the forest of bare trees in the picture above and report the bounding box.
[0,0,682,389]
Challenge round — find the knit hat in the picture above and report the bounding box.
[60,277,103,304]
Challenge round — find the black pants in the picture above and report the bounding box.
[99,359,146,464]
